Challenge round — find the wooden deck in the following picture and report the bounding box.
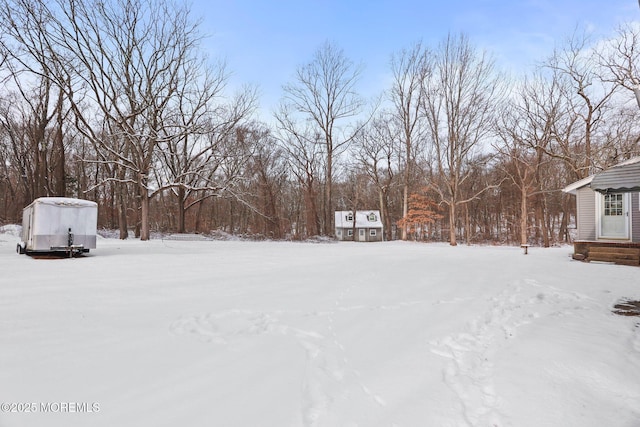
[573,241,640,266]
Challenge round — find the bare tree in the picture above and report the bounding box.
[495,89,547,246]
[243,125,288,238]
[353,112,400,241]
[275,105,323,237]
[278,41,364,235]
[40,0,210,240]
[422,33,504,246]
[153,61,229,233]
[155,79,257,233]
[547,31,618,175]
[389,42,431,240]
[502,71,573,247]
[598,23,640,110]
[597,105,640,163]
[0,0,71,200]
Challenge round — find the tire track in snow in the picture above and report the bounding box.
[429,279,596,427]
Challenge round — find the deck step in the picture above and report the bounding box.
[587,257,640,265]
[588,257,640,266]
[588,247,640,256]
[588,252,640,261]
[587,247,640,265]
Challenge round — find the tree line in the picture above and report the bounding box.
[1,0,639,246]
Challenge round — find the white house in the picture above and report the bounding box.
[563,157,640,265]
[334,210,384,242]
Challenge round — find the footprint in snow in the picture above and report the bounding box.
[169,310,276,344]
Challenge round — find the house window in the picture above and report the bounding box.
[336,229,342,237]
[370,229,377,236]
[604,193,623,216]
[347,229,353,237]
[368,213,377,221]
[346,213,353,221]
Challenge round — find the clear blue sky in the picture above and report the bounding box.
[191,0,639,116]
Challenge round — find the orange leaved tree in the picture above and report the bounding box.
[397,193,443,241]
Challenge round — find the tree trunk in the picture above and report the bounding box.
[559,196,570,243]
[535,196,550,248]
[378,188,391,241]
[35,142,48,198]
[544,206,551,247]
[304,182,319,237]
[520,185,528,246]
[402,184,409,240]
[194,193,206,233]
[53,90,66,197]
[464,203,471,245]
[449,203,457,246]
[118,187,129,240]
[351,181,359,241]
[177,187,186,233]
[140,189,150,241]
[259,171,281,238]
[325,149,333,236]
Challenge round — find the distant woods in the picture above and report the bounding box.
[1,0,639,245]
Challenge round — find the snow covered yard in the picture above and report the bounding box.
[1,230,639,427]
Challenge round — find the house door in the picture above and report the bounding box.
[600,193,630,239]
[359,228,366,242]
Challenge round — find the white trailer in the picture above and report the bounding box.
[17,197,98,256]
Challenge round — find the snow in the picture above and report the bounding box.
[1,229,639,427]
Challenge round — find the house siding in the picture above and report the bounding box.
[633,193,640,242]
[335,227,383,242]
[336,227,355,241]
[577,187,596,240]
[364,228,383,242]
